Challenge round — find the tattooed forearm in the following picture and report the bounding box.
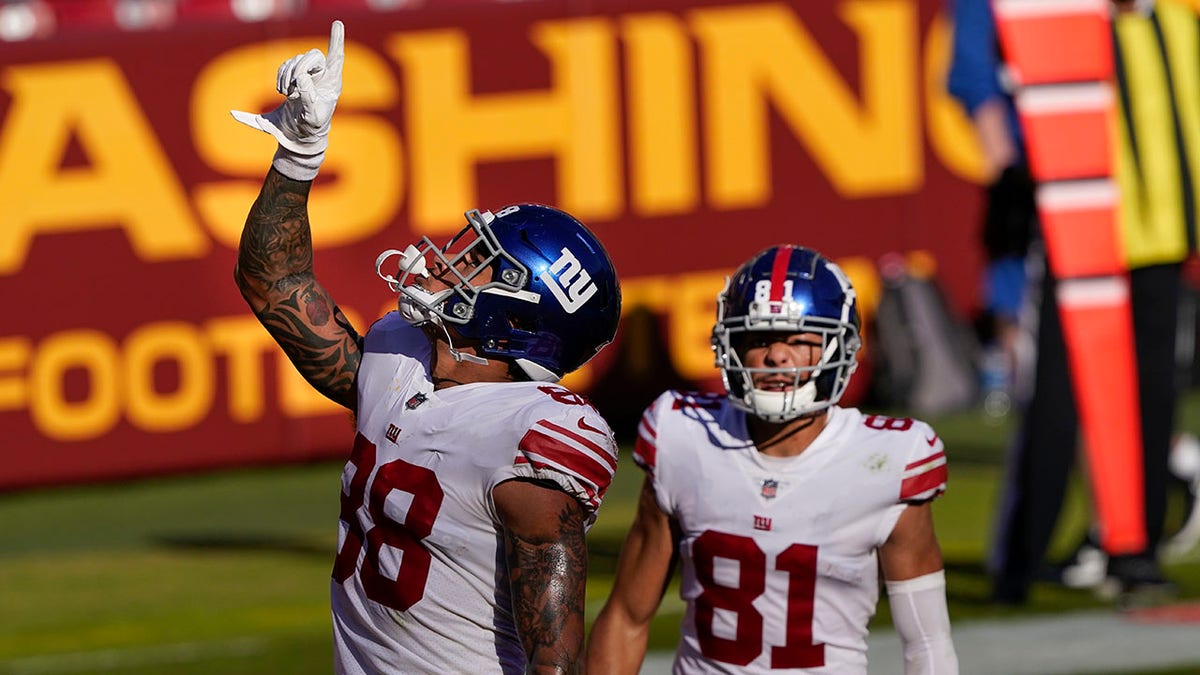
[505,501,588,674]
[258,289,361,408]
[236,168,362,410]
[236,169,315,297]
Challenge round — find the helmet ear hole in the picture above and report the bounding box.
[506,313,534,331]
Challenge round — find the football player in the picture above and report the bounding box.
[232,21,622,673]
[587,246,957,674]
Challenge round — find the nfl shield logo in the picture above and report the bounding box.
[761,479,779,499]
[405,392,428,410]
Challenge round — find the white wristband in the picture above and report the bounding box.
[271,145,325,182]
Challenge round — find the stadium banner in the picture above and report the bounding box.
[0,0,985,488]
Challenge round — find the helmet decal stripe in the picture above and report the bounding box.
[768,245,793,302]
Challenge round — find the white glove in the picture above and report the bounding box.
[231,20,344,180]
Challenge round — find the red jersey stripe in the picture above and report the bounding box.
[514,456,600,508]
[638,417,657,441]
[905,451,945,472]
[769,245,793,302]
[634,434,657,470]
[535,420,618,472]
[519,428,614,491]
[900,464,948,500]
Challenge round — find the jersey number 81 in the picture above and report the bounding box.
[693,530,826,668]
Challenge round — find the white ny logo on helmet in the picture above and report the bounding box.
[541,247,597,314]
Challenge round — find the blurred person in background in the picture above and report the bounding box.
[587,246,958,674]
[946,0,1035,418]
[232,20,623,673]
[947,0,1200,606]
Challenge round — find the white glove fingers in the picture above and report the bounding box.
[280,50,324,97]
[325,20,345,79]
[294,69,319,119]
[277,54,302,95]
[276,59,290,94]
[299,51,328,93]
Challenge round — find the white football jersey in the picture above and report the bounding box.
[634,391,947,674]
[331,313,618,674]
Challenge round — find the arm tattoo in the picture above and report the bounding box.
[505,499,588,674]
[235,169,362,410]
[236,169,314,286]
[258,289,361,409]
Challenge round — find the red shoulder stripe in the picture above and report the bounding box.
[536,420,617,472]
[514,456,600,509]
[900,464,948,501]
[519,428,613,492]
[634,434,657,470]
[905,451,945,472]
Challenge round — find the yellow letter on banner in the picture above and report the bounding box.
[206,315,278,423]
[691,1,919,207]
[123,321,215,433]
[0,337,31,412]
[29,329,121,442]
[622,12,700,216]
[0,60,208,275]
[390,20,622,234]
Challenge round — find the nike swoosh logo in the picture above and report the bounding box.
[925,434,939,447]
[578,417,604,435]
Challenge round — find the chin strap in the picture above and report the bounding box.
[449,347,490,366]
[431,319,491,366]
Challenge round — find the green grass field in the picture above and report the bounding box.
[3,398,1200,674]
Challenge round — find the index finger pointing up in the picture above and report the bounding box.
[325,20,345,76]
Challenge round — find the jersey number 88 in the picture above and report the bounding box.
[333,434,445,611]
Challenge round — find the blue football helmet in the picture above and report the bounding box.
[711,245,861,421]
[376,204,621,382]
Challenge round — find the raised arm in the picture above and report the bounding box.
[231,21,361,410]
[493,479,590,674]
[587,476,677,675]
[879,502,959,675]
[235,169,361,409]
